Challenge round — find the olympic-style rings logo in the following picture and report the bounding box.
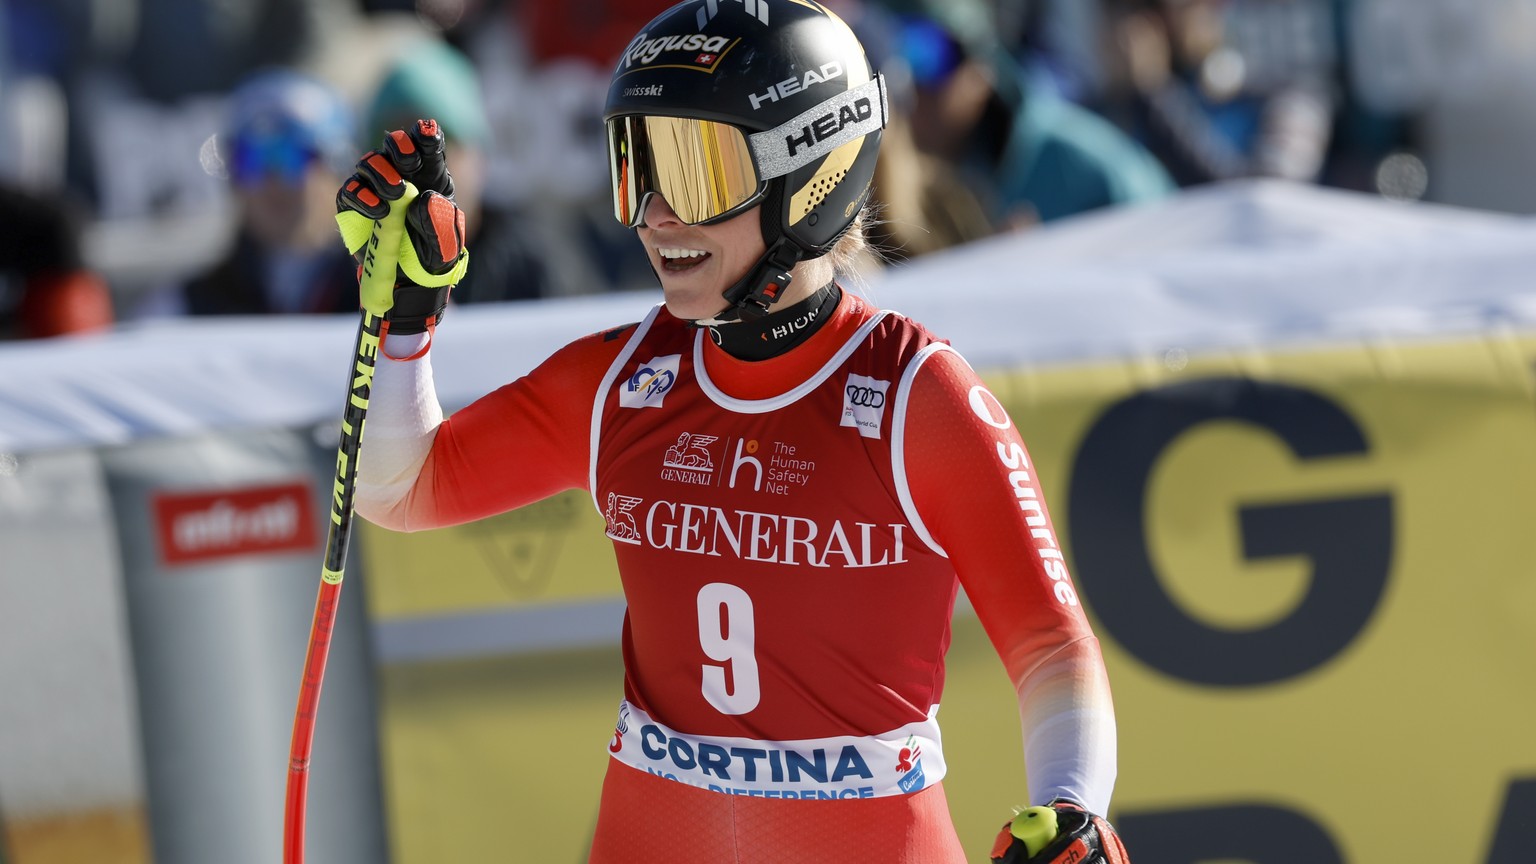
[845,385,885,409]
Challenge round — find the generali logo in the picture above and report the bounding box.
[152,481,318,566]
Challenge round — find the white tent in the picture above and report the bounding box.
[870,178,1536,369]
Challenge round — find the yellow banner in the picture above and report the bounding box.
[361,332,1536,863]
[362,489,615,616]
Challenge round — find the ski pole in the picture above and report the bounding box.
[283,182,413,864]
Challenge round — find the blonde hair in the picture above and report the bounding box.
[825,210,871,275]
[824,205,887,296]
[788,205,886,300]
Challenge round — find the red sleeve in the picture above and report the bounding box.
[904,345,1118,809]
[401,325,631,527]
[902,346,1097,689]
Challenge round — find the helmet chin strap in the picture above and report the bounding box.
[693,236,804,326]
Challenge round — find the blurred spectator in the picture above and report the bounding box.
[1316,0,1419,196]
[1002,0,1104,105]
[444,0,667,296]
[868,87,997,260]
[125,0,347,103]
[0,183,114,339]
[518,0,678,66]
[180,69,360,316]
[873,0,1174,228]
[1099,0,1336,187]
[840,2,994,260]
[2,0,74,195]
[363,39,550,303]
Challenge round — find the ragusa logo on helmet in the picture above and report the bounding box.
[622,32,733,70]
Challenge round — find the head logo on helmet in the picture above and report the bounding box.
[603,0,889,320]
[749,61,845,111]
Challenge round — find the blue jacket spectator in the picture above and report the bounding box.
[876,0,1174,228]
[183,69,360,316]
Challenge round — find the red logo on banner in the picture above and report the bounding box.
[153,482,318,566]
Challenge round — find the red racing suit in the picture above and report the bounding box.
[355,291,1118,862]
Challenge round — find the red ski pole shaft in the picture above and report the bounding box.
[283,308,383,863]
[285,177,410,861]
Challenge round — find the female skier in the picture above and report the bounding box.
[339,2,1129,861]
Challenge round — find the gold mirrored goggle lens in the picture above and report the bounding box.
[607,116,762,227]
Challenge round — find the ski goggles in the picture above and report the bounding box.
[228,132,318,187]
[897,16,965,89]
[607,115,764,227]
[606,76,891,228]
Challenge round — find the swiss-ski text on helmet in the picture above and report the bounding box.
[749,62,846,110]
[784,96,873,157]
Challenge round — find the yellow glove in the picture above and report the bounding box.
[335,119,469,333]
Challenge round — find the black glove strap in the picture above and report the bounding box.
[382,284,450,335]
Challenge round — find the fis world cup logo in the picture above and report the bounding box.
[620,354,681,409]
[698,0,769,28]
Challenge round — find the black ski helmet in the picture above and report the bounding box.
[604,0,889,318]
